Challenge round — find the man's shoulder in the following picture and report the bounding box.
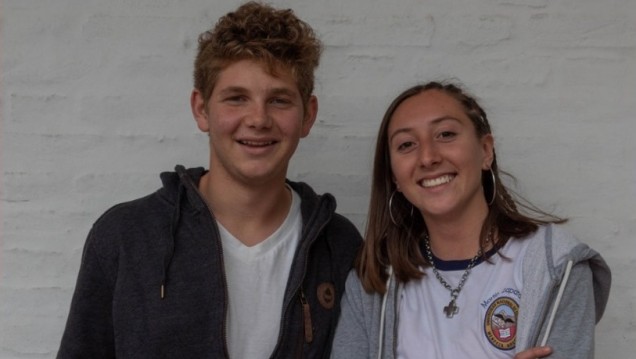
[100,190,167,219]
[315,212,363,265]
[327,212,362,238]
[287,179,362,247]
[89,190,171,240]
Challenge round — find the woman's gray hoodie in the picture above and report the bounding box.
[331,224,611,359]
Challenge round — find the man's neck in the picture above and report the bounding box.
[198,171,292,247]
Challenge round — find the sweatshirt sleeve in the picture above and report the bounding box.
[57,229,117,359]
[537,261,596,359]
[331,271,373,359]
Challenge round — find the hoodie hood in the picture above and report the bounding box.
[155,165,339,299]
[157,165,207,298]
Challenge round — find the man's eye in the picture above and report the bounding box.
[270,97,292,105]
[225,95,247,103]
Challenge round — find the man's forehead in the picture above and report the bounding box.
[212,59,301,95]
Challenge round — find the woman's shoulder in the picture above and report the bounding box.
[521,223,604,273]
[522,223,580,252]
[343,269,388,304]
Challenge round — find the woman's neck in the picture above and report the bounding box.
[424,208,490,260]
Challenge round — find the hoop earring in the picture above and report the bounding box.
[388,191,399,226]
[486,168,497,206]
[388,190,414,226]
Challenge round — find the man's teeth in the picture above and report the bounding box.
[240,140,274,146]
[421,175,454,188]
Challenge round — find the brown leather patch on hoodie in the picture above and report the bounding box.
[317,282,336,309]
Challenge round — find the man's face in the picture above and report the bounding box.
[191,59,317,188]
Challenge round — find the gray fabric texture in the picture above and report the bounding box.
[331,224,611,359]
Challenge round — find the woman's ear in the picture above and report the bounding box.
[393,177,401,192]
[481,134,495,169]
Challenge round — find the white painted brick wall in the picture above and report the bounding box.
[2,0,635,357]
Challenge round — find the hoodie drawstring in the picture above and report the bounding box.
[377,266,393,359]
[161,167,188,299]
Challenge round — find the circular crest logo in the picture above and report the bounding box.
[484,296,518,350]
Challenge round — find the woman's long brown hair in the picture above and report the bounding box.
[357,81,566,294]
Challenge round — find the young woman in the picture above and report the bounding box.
[331,82,611,358]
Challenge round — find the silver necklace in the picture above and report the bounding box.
[423,234,482,319]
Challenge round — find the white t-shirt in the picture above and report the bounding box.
[397,239,531,359]
[219,187,302,359]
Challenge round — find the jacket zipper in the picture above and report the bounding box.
[300,289,314,343]
[185,176,231,358]
[269,197,332,358]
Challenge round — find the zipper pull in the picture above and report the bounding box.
[300,289,313,343]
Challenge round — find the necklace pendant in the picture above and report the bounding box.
[443,299,459,318]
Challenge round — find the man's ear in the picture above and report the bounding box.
[191,89,209,132]
[301,95,318,138]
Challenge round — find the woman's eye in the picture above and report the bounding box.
[438,131,456,140]
[397,141,415,151]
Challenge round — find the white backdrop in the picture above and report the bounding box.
[2,0,635,357]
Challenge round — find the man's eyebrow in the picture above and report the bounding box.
[215,86,298,97]
[268,87,299,97]
[216,86,247,96]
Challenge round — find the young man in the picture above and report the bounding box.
[57,3,362,358]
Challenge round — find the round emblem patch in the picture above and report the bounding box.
[484,296,518,350]
[317,282,336,309]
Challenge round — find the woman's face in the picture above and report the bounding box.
[387,90,494,222]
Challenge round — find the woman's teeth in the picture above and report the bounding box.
[421,174,454,188]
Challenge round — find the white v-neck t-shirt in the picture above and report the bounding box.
[397,239,531,358]
[219,187,302,359]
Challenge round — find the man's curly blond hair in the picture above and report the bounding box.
[194,2,322,108]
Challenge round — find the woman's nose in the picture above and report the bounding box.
[419,142,441,167]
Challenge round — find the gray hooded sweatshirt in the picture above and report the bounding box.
[331,224,611,359]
